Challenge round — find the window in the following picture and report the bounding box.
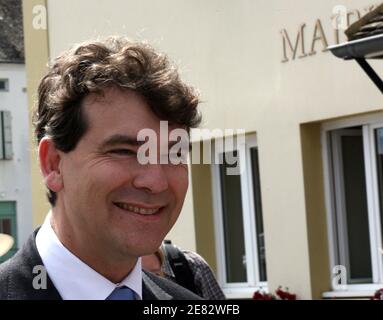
[0,79,9,91]
[212,135,267,292]
[0,201,17,263]
[0,110,13,160]
[323,115,383,289]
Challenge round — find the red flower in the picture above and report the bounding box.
[276,287,297,300]
[253,286,297,300]
[371,288,383,300]
[252,291,275,300]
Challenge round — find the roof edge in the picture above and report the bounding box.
[328,33,383,59]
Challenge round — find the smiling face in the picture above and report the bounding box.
[43,87,189,277]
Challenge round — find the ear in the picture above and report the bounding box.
[38,137,64,193]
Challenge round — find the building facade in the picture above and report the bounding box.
[0,0,33,263]
[23,0,383,299]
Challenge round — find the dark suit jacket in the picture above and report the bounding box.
[0,230,201,300]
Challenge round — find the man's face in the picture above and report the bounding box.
[54,87,188,261]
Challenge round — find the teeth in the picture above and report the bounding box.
[115,203,160,215]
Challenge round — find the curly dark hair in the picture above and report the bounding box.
[34,36,201,205]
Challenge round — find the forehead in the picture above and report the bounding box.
[82,87,158,133]
[80,87,185,145]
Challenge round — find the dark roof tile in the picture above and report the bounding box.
[0,0,24,63]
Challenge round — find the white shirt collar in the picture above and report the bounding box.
[35,212,142,300]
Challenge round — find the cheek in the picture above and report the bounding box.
[169,166,189,203]
[87,160,135,187]
[63,162,127,203]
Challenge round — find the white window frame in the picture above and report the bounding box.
[211,134,267,295]
[322,112,383,292]
[366,123,383,283]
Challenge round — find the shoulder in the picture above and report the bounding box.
[0,259,11,299]
[0,246,32,299]
[142,270,202,300]
[0,229,61,300]
[181,250,226,300]
[182,250,211,271]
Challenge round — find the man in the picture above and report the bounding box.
[0,36,201,300]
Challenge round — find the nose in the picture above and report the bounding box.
[132,164,169,194]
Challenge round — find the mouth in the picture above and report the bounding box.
[113,202,162,215]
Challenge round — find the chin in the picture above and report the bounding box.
[121,238,162,257]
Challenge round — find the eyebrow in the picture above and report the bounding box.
[99,134,146,149]
[99,134,191,150]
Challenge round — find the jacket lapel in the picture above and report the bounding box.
[142,271,173,300]
[6,230,185,300]
[6,229,62,300]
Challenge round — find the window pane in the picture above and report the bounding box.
[0,202,17,263]
[341,134,372,283]
[0,219,12,235]
[2,111,12,159]
[219,151,247,283]
[0,79,8,91]
[376,128,383,252]
[250,147,267,282]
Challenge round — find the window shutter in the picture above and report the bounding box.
[0,111,13,160]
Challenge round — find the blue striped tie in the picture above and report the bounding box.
[106,286,135,300]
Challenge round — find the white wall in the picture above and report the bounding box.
[0,63,33,247]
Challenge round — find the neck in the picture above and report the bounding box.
[50,208,137,284]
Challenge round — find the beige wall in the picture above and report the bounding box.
[22,0,50,226]
[300,122,330,299]
[23,0,383,298]
[165,164,196,252]
[191,159,218,274]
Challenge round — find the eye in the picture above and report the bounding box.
[168,150,182,158]
[169,150,182,156]
[168,149,189,164]
[109,149,136,156]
